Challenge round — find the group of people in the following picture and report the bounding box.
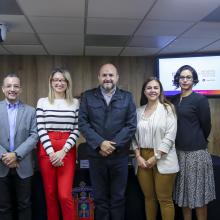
[132,65,215,220]
[0,63,215,220]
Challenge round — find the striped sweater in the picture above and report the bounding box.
[36,97,80,155]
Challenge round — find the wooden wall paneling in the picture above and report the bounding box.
[0,56,26,101]
[70,56,87,98]
[35,56,53,100]
[22,56,38,106]
[208,99,220,156]
[0,55,219,155]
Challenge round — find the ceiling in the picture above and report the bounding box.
[1,0,220,56]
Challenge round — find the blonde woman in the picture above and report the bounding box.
[132,77,179,220]
[37,67,80,220]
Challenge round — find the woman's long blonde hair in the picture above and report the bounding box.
[48,67,73,104]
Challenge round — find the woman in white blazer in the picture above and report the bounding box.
[132,77,179,220]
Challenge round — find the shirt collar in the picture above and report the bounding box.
[6,100,20,109]
[100,86,116,97]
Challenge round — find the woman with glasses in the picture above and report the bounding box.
[132,77,179,220]
[36,67,80,220]
[172,65,215,220]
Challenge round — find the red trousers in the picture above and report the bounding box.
[38,132,76,220]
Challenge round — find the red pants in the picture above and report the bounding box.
[37,132,76,220]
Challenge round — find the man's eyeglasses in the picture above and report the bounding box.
[179,76,193,81]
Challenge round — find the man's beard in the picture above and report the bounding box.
[101,80,115,92]
[102,83,114,92]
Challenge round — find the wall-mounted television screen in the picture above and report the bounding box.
[156,55,220,97]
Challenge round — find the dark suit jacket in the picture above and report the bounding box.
[79,87,137,157]
[0,100,38,178]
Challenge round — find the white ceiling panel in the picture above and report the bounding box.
[158,47,196,55]
[30,17,84,34]
[148,0,220,21]
[135,20,194,36]
[159,37,219,54]
[88,0,156,19]
[121,47,159,56]
[87,18,140,35]
[129,36,175,48]
[2,33,39,45]
[182,22,220,38]
[5,45,47,55]
[1,0,220,56]
[85,46,122,56]
[0,15,34,33]
[199,40,220,52]
[39,34,83,55]
[17,0,85,17]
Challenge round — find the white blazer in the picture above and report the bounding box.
[132,102,179,174]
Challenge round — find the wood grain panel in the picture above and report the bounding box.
[209,99,220,156]
[0,55,219,155]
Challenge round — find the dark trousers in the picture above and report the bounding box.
[89,156,128,220]
[0,169,32,220]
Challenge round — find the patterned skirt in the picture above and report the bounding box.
[173,149,216,208]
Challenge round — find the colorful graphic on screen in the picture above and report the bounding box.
[157,55,220,97]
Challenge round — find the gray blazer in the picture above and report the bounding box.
[0,100,38,178]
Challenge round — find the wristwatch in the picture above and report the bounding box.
[155,152,161,160]
[14,152,22,161]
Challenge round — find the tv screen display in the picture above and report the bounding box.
[156,55,220,97]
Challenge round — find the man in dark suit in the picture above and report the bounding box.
[79,63,137,220]
[0,73,38,220]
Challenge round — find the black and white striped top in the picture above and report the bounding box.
[36,97,80,155]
